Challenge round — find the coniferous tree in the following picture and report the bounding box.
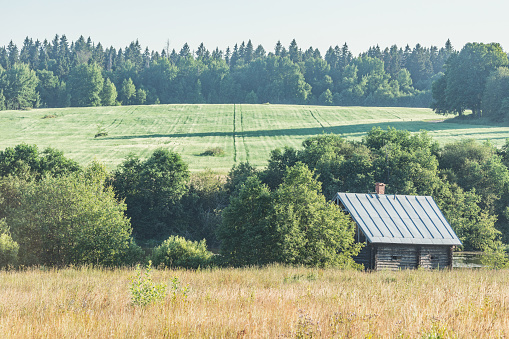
[100,78,117,106]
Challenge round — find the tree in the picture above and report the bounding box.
[218,164,362,267]
[298,134,374,197]
[482,67,509,119]
[439,139,509,213]
[0,63,39,110]
[135,87,147,105]
[217,176,273,266]
[365,127,441,195]
[0,218,18,267]
[0,89,5,111]
[3,170,135,266]
[318,89,333,105]
[433,180,501,251]
[140,58,177,104]
[36,69,60,108]
[67,63,104,107]
[111,149,190,240]
[119,78,136,105]
[0,143,81,180]
[433,43,509,116]
[100,78,118,106]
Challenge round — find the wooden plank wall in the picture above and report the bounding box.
[418,245,451,269]
[375,245,419,270]
[354,244,453,270]
[354,245,373,269]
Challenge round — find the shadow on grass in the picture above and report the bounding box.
[100,120,509,141]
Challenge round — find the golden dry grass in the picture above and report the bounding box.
[0,266,508,338]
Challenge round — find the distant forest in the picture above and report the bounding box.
[0,36,461,110]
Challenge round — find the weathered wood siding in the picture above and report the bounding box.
[353,245,373,269]
[354,244,453,270]
[374,245,419,270]
[418,245,452,269]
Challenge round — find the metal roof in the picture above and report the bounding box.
[333,192,462,246]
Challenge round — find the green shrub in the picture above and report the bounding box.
[151,235,214,269]
[0,219,18,268]
[481,245,509,269]
[5,171,133,266]
[129,261,167,306]
[200,147,225,157]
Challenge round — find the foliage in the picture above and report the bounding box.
[439,139,509,212]
[100,78,117,106]
[481,67,509,122]
[0,219,18,268]
[119,78,136,105]
[433,181,501,251]
[179,170,228,246]
[0,36,464,109]
[200,147,225,157]
[151,235,214,269]
[432,43,509,117]
[67,63,103,107]
[217,176,273,266]
[111,149,190,240]
[3,171,134,266]
[218,164,362,267]
[129,261,167,306]
[0,63,39,110]
[0,143,81,180]
[0,89,5,110]
[225,162,258,195]
[481,246,509,269]
[298,134,374,197]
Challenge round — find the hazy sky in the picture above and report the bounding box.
[2,0,508,55]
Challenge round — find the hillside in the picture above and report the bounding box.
[2,104,509,171]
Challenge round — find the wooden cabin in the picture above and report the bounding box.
[333,183,462,270]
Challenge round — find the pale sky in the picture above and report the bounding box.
[2,0,508,55]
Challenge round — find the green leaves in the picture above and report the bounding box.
[151,235,213,269]
[3,171,133,266]
[130,261,167,306]
[432,42,509,116]
[0,63,38,110]
[111,149,190,240]
[67,63,103,107]
[218,163,361,267]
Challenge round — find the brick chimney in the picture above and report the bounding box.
[375,182,385,195]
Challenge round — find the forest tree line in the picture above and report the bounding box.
[1,128,509,268]
[0,35,461,110]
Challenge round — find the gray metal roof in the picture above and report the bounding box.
[334,192,462,246]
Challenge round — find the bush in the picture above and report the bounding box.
[200,147,225,157]
[151,235,214,269]
[5,171,134,266]
[0,219,18,268]
[130,261,167,306]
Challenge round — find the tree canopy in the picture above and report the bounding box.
[0,35,468,110]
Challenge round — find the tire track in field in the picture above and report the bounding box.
[309,110,326,131]
[239,104,250,162]
[233,104,237,163]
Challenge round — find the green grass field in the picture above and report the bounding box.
[2,104,509,171]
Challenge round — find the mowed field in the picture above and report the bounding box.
[0,266,507,338]
[2,104,509,171]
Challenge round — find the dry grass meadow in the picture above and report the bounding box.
[0,266,508,338]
